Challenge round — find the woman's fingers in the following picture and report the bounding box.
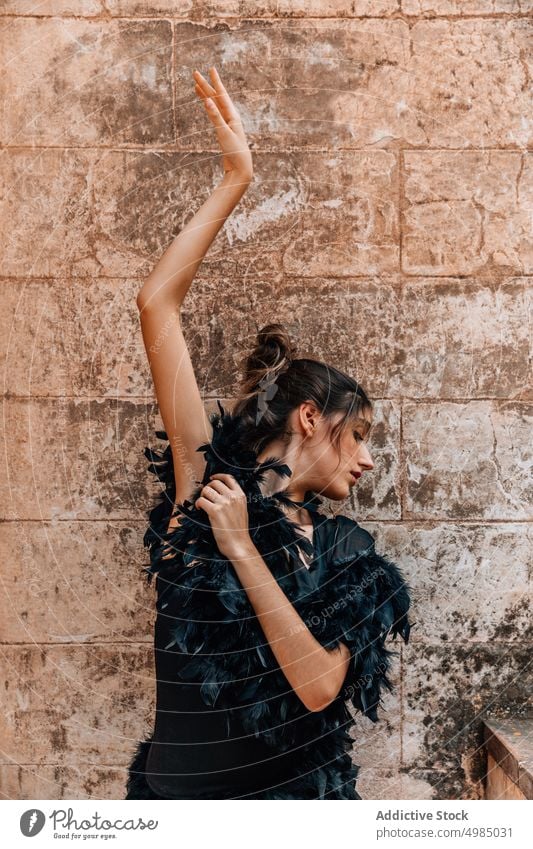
[202,481,225,497]
[209,473,239,487]
[194,73,228,128]
[203,96,232,133]
[193,69,216,99]
[192,66,252,177]
[199,478,229,502]
[198,475,243,503]
[196,476,242,512]
[209,67,243,127]
[202,476,236,496]
[193,67,242,130]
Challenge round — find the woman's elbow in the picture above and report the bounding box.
[306,646,351,712]
[136,284,181,315]
[307,695,334,713]
[300,682,339,713]
[296,644,352,713]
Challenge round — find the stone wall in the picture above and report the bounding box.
[0,1,531,800]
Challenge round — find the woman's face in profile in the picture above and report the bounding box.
[307,410,375,501]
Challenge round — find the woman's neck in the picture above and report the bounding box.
[256,467,313,527]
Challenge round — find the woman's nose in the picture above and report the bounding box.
[359,444,374,471]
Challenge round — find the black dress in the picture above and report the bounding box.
[126,508,349,800]
[125,404,412,800]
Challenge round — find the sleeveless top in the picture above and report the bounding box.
[145,502,340,799]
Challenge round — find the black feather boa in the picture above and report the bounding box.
[141,401,413,799]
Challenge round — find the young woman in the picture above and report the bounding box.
[125,67,412,800]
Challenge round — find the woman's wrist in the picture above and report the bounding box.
[218,169,254,194]
[226,539,258,563]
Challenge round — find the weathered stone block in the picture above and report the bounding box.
[94,149,399,278]
[397,278,532,400]
[0,762,127,801]
[403,1,532,14]
[0,278,147,396]
[0,151,96,277]
[173,19,410,149]
[0,18,173,145]
[403,400,533,519]
[373,522,532,643]
[0,398,159,521]
[0,520,153,644]
[0,645,154,766]
[0,1,101,13]
[403,644,533,774]
[403,152,532,275]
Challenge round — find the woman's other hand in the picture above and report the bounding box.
[195,472,254,560]
[193,66,254,183]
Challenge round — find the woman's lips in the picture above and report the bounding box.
[350,472,361,483]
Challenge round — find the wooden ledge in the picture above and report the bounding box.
[483,716,533,800]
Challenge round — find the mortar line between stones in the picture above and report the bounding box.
[171,19,176,145]
[1,145,530,153]
[1,13,532,22]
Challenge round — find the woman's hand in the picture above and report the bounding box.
[193,66,253,182]
[195,472,254,560]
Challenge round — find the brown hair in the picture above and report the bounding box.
[232,323,373,457]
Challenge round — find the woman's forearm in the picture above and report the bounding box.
[137,169,252,311]
[229,542,351,713]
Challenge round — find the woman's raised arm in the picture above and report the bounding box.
[136,67,253,505]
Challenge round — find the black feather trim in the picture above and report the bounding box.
[140,402,413,799]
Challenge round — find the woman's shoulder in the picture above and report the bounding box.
[322,513,376,566]
[321,512,412,625]
[324,513,412,611]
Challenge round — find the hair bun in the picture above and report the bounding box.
[256,323,297,373]
[237,323,298,401]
